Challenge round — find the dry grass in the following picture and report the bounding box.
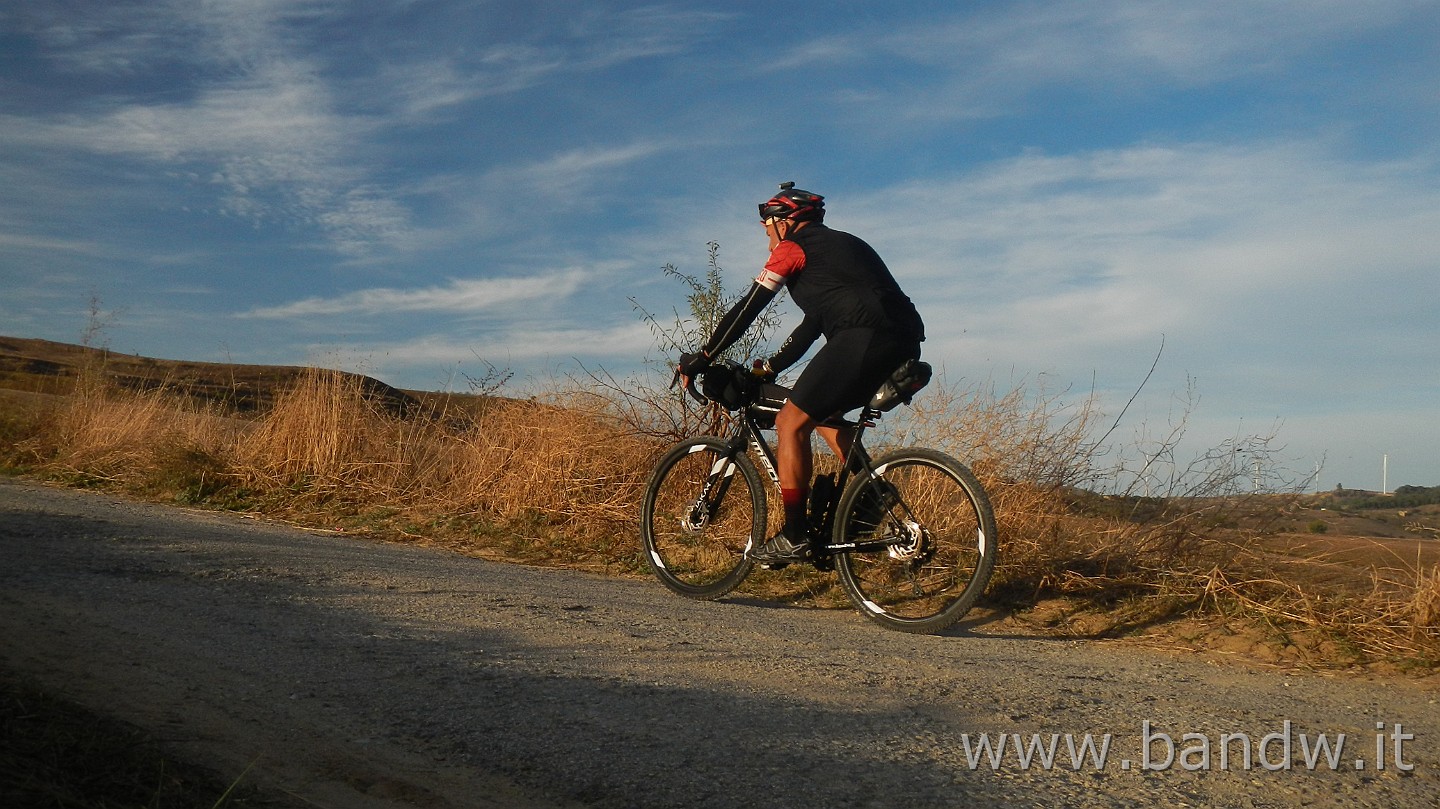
[26,368,241,497]
[3,360,1437,670]
[224,370,659,567]
[1189,548,1440,666]
[872,375,1440,666]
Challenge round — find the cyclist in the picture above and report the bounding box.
[678,182,925,566]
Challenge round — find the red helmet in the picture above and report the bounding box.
[758,182,824,222]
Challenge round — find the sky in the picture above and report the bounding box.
[2,0,1437,492]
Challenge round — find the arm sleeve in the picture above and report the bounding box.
[698,281,777,359]
[767,313,822,373]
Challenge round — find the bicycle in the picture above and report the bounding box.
[639,359,997,634]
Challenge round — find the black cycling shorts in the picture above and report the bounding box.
[788,328,920,422]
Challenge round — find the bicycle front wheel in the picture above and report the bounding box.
[640,437,764,599]
[834,448,997,634]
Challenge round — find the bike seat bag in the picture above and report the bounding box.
[869,359,933,412]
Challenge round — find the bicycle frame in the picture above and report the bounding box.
[653,361,997,632]
[704,400,909,561]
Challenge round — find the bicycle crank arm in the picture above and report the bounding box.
[826,538,902,553]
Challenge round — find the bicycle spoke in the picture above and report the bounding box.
[641,439,762,599]
[835,449,996,633]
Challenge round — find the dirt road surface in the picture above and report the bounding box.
[2,478,1437,808]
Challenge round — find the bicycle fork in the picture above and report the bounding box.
[680,437,751,533]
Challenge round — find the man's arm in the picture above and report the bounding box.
[679,281,777,376]
[765,313,822,374]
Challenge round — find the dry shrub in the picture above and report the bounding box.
[442,392,656,540]
[37,369,239,489]
[887,376,1098,489]
[878,377,1138,589]
[228,369,657,562]
[1354,565,1440,660]
[869,373,1330,649]
[569,363,733,444]
[1412,566,1440,634]
[233,369,398,494]
[1186,557,1440,665]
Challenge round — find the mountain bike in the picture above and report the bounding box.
[639,360,997,634]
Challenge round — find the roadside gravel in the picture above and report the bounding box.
[2,478,1437,808]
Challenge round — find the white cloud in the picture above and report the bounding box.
[329,320,660,389]
[827,139,1439,408]
[0,231,110,258]
[1,2,730,264]
[770,0,1434,118]
[241,270,589,319]
[10,0,336,74]
[371,320,656,366]
[487,141,673,199]
[1,1,411,259]
[355,5,735,120]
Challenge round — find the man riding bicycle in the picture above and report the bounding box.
[678,182,926,567]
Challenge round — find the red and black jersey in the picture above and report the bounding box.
[757,224,925,344]
[698,223,925,376]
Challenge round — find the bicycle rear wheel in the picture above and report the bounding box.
[834,448,997,634]
[640,437,763,599]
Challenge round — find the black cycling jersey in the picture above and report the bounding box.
[701,223,925,370]
[763,224,925,348]
[697,221,926,419]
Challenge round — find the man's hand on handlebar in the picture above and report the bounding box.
[678,350,711,378]
[676,350,711,402]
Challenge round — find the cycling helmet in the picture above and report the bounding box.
[759,181,824,222]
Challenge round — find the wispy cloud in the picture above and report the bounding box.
[2,1,411,258]
[10,0,337,74]
[241,270,589,319]
[0,231,111,258]
[2,2,734,260]
[771,0,1434,118]
[346,320,659,379]
[362,5,735,119]
[490,141,672,198]
[835,139,1440,408]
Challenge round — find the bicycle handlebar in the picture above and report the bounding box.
[672,366,709,405]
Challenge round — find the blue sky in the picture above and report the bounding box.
[2,1,1437,491]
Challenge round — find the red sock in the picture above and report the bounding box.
[781,487,809,538]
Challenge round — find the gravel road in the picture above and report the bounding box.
[2,477,1437,808]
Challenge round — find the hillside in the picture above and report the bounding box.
[4,334,1438,547]
[0,335,422,415]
